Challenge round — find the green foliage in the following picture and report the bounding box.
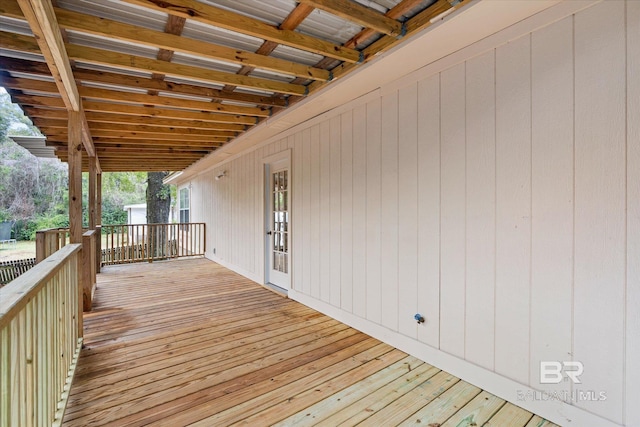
[13,214,69,241]
[0,88,166,237]
[0,208,9,223]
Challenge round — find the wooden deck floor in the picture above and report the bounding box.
[62,258,556,427]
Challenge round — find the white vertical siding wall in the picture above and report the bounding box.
[184,2,637,425]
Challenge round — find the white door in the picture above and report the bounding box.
[266,158,290,290]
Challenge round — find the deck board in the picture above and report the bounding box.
[62,258,553,426]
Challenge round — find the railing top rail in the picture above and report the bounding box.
[101,222,206,227]
[37,227,69,234]
[0,243,81,330]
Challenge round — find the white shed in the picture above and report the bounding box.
[123,204,146,225]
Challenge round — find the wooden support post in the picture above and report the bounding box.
[35,230,45,263]
[68,111,83,336]
[82,230,96,311]
[89,156,97,230]
[68,112,83,244]
[96,172,102,273]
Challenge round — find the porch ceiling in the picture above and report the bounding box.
[0,0,460,172]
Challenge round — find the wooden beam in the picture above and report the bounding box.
[47,141,223,153]
[0,57,287,107]
[78,87,270,117]
[62,152,208,160]
[0,74,58,94]
[64,44,306,96]
[298,0,403,37]
[56,145,213,154]
[15,0,79,110]
[406,0,458,33]
[56,157,198,169]
[344,0,425,49]
[13,1,98,163]
[26,103,257,125]
[27,110,246,132]
[0,29,41,53]
[48,138,226,147]
[33,118,241,136]
[43,129,235,141]
[11,93,65,108]
[121,0,361,63]
[12,92,265,119]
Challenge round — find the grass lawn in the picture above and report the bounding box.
[0,240,36,261]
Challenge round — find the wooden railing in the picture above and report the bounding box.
[101,223,205,265]
[35,228,69,262]
[0,244,83,427]
[35,228,99,311]
[82,230,97,311]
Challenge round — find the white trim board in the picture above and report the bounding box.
[288,290,622,427]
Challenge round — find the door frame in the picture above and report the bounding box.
[262,149,292,291]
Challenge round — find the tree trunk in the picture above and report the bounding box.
[146,172,170,258]
[146,172,170,223]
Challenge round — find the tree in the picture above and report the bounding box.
[146,171,171,258]
[146,172,170,224]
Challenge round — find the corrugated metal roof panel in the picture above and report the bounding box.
[8,72,55,83]
[57,0,167,31]
[181,20,264,52]
[249,68,297,84]
[0,49,44,63]
[66,31,159,59]
[170,52,242,74]
[270,44,324,66]
[10,136,56,158]
[232,86,276,97]
[199,0,297,27]
[296,8,363,44]
[79,81,150,94]
[157,91,217,103]
[73,63,154,79]
[0,16,33,36]
[163,76,225,91]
